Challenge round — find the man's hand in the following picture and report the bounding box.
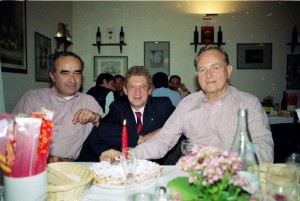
[73,109,100,125]
[179,83,188,92]
[137,128,161,144]
[99,149,121,161]
[47,155,73,163]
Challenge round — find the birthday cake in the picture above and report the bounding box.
[90,159,163,185]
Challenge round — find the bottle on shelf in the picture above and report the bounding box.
[96,27,101,44]
[96,27,101,53]
[193,26,199,44]
[292,25,298,44]
[193,26,199,53]
[120,26,125,44]
[217,26,223,45]
[281,91,288,110]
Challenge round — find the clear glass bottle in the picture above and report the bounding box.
[231,109,261,196]
[231,109,259,168]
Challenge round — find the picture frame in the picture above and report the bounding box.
[286,54,300,89]
[201,26,214,44]
[34,32,51,82]
[237,43,272,69]
[105,28,115,43]
[0,1,27,73]
[94,56,128,80]
[144,41,170,75]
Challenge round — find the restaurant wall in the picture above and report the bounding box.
[2,1,73,112]
[73,1,300,106]
[2,1,300,112]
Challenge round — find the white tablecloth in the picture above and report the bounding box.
[268,116,294,125]
[78,163,187,201]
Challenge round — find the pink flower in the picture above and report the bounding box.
[176,145,250,190]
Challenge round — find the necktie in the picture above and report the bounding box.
[135,112,143,135]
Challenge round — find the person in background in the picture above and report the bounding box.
[100,45,274,163]
[77,66,182,165]
[152,72,182,107]
[113,74,128,102]
[12,51,103,162]
[87,73,115,115]
[169,75,191,98]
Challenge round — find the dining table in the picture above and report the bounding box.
[268,115,294,125]
[77,162,188,201]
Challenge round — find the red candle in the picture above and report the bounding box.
[121,119,128,150]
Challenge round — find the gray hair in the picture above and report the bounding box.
[194,45,230,69]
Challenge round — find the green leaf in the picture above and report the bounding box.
[167,177,200,201]
[236,194,251,201]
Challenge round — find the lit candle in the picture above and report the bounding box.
[121,119,128,150]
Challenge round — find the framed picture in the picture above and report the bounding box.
[105,28,115,43]
[94,56,128,80]
[34,32,51,82]
[286,54,300,89]
[201,26,214,44]
[0,1,27,73]
[144,41,170,75]
[237,43,272,69]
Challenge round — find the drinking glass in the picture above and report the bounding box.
[266,164,297,201]
[127,192,155,201]
[181,140,193,155]
[121,147,137,183]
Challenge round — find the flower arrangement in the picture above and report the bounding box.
[167,146,257,201]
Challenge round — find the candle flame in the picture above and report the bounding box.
[123,119,126,126]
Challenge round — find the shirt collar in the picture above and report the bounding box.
[200,85,232,104]
[131,106,145,115]
[52,86,80,100]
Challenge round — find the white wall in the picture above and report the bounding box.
[72,1,300,104]
[2,1,300,112]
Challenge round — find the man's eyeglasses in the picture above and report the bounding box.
[127,84,149,92]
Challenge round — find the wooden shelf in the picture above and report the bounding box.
[287,42,300,53]
[190,42,226,53]
[55,37,73,51]
[92,43,127,54]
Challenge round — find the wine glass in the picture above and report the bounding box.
[181,140,193,156]
[121,147,137,183]
[266,164,297,201]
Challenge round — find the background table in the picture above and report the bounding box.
[268,115,294,125]
[78,163,187,201]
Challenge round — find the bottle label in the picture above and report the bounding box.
[120,36,124,43]
[97,36,101,43]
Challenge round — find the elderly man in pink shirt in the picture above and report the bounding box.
[100,45,274,163]
[12,51,103,162]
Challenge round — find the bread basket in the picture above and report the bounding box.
[47,162,93,201]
